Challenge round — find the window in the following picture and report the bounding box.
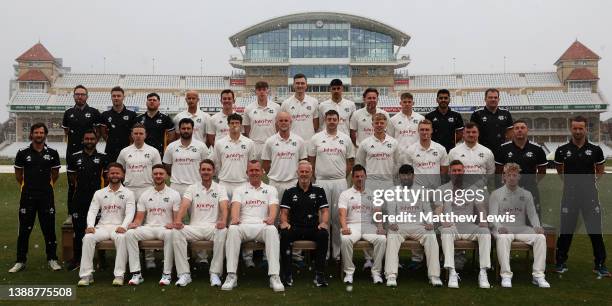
[568,81,591,92]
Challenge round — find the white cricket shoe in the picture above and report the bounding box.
[159,273,171,286]
[501,276,512,288]
[386,275,397,287]
[8,262,25,273]
[269,275,285,292]
[128,273,144,286]
[222,273,237,291]
[210,273,222,287]
[448,272,460,288]
[372,274,384,284]
[478,270,491,288]
[48,260,62,271]
[532,277,551,288]
[430,276,443,287]
[112,276,124,286]
[175,273,192,287]
[343,273,354,284]
[78,275,94,286]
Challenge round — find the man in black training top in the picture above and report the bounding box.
[425,89,464,153]
[100,86,137,162]
[469,88,513,159]
[136,92,174,157]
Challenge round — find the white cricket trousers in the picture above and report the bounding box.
[440,225,491,269]
[79,225,127,278]
[126,226,174,274]
[385,225,440,278]
[340,223,386,276]
[226,224,280,275]
[316,178,347,258]
[173,224,227,275]
[494,227,546,278]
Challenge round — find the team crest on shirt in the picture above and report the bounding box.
[585,149,592,156]
[108,117,113,123]
[144,153,150,158]
[339,139,344,145]
[268,109,274,114]
[262,189,268,194]
[128,154,133,158]
[344,107,350,113]
[85,113,91,118]
[413,119,420,124]
[196,118,201,123]
[211,192,218,198]
[241,144,246,150]
[525,152,533,158]
[119,194,125,200]
[433,151,438,157]
[306,106,312,110]
[565,151,572,157]
[309,193,316,199]
[519,196,525,201]
[387,143,392,148]
[76,159,82,165]
[292,141,297,146]
[507,152,513,158]
[26,155,32,162]
[498,115,505,121]
[156,119,162,124]
[163,197,170,202]
[482,117,488,122]
[123,115,129,121]
[479,153,485,158]
[191,147,197,152]
[448,117,454,123]
[43,154,51,160]
[93,158,100,164]
[292,195,299,202]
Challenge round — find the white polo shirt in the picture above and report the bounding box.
[162,139,210,185]
[206,111,232,140]
[386,184,434,226]
[183,181,229,226]
[243,101,280,144]
[87,184,135,229]
[281,94,319,141]
[401,140,449,188]
[387,111,425,148]
[211,134,257,183]
[173,109,210,143]
[137,186,181,227]
[355,134,400,180]
[308,131,354,180]
[448,142,495,175]
[262,132,307,182]
[318,98,356,135]
[349,108,390,146]
[338,187,375,225]
[231,182,279,224]
[116,143,162,188]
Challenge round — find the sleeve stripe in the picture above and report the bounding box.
[279,204,291,209]
[51,165,61,168]
[536,162,549,166]
[596,159,605,164]
[494,161,504,165]
[553,161,563,165]
[320,204,330,208]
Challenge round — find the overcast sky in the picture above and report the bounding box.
[0,0,610,121]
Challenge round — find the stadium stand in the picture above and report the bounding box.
[462,73,523,89]
[53,74,121,89]
[525,72,562,87]
[185,76,229,90]
[123,75,180,89]
[410,75,459,90]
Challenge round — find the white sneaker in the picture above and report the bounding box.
[244,258,255,268]
[269,275,285,292]
[145,259,157,270]
[372,274,384,284]
[448,272,460,288]
[128,273,144,286]
[362,259,373,270]
[78,275,94,286]
[386,275,397,287]
[501,276,512,288]
[343,273,354,284]
[210,273,222,287]
[159,273,171,286]
[478,271,491,288]
[8,262,25,273]
[430,276,443,287]
[48,260,62,271]
[532,276,550,288]
[112,276,124,286]
[222,273,237,291]
[175,273,192,287]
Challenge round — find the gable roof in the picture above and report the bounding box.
[556,40,600,64]
[16,43,55,62]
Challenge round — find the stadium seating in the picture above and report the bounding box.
[527,91,594,105]
[462,73,523,89]
[525,72,562,87]
[185,76,229,90]
[410,75,459,90]
[9,92,50,105]
[123,75,180,89]
[54,74,121,88]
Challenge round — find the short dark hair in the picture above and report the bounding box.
[352,164,367,176]
[152,164,166,172]
[82,129,98,139]
[329,79,343,87]
[199,159,215,169]
[221,89,235,100]
[132,122,146,131]
[325,109,340,119]
[570,115,588,125]
[255,81,269,90]
[465,122,479,130]
[400,92,413,100]
[484,88,499,98]
[178,118,194,128]
[513,119,528,127]
[437,89,450,98]
[73,85,88,94]
[419,119,433,127]
[449,160,464,168]
[399,164,414,174]
[107,162,125,173]
[147,92,160,101]
[30,122,48,135]
[227,113,243,124]
[363,88,379,98]
[111,86,124,94]
[293,73,307,81]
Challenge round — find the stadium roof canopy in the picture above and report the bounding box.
[229,11,411,48]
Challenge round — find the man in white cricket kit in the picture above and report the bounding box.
[401,119,449,189]
[384,165,442,287]
[117,123,162,201]
[349,88,389,147]
[125,165,181,286]
[163,118,210,196]
[438,160,491,289]
[318,79,356,135]
[173,90,211,146]
[212,113,256,197]
[355,113,400,192]
[309,109,354,259]
[172,159,229,287]
[387,92,425,149]
[78,163,135,287]
[222,160,284,292]
[207,89,238,146]
[281,73,319,145]
[262,111,307,199]
[243,81,280,160]
[339,165,387,285]
[490,163,550,288]
[448,122,495,188]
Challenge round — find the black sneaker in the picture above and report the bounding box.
[282,274,293,287]
[554,263,568,274]
[593,264,611,278]
[314,272,328,287]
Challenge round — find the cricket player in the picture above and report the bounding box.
[125,165,181,286]
[318,79,356,135]
[207,89,238,146]
[438,160,491,289]
[243,81,280,159]
[339,164,387,285]
[222,160,284,292]
[384,165,442,287]
[349,88,389,147]
[173,90,211,145]
[387,92,425,149]
[173,159,229,287]
[489,163,550,288]
[77,163,135,286]
[308,109,354,259]
[448,122,495,188]
[401,119,448,189]
[281,73,319,145]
